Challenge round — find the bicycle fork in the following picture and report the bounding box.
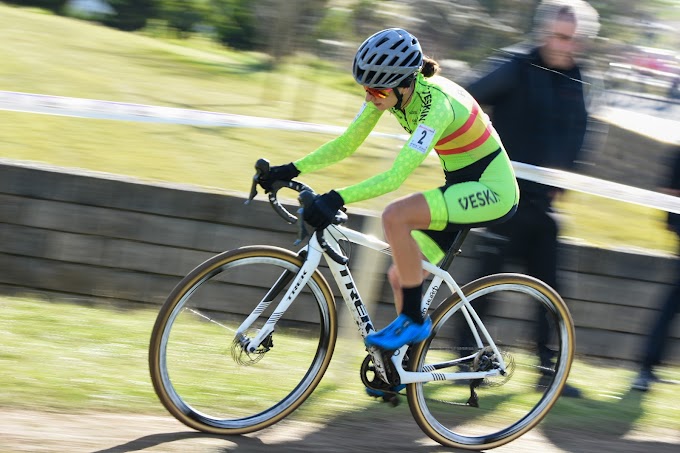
[235,247,323,354]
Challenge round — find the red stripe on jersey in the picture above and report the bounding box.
[436,125,492,155]
[436,103,479,146]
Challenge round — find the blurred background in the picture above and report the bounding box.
[1,2,679,451]
[3,0,680,251]
[31,0,680,96]
[12,0,680,100]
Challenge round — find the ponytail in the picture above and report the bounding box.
[421,57,440,78]
[398,56,440,87]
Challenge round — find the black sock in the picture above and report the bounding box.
[400,283,424,324]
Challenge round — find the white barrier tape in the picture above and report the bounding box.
[1,90,679,213]
[0,90,406,140]
[513,162,680,214]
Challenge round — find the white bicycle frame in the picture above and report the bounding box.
[237,223,507,385]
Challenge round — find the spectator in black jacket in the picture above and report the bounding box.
[463,0,601,398]
[631,146,680,391]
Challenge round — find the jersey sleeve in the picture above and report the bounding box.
[337,98,454,204]
[293,103,383,174]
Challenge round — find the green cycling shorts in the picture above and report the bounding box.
[413,148,519,264]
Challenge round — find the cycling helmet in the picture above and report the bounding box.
[353,28,423,88]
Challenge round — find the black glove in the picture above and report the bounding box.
[304,190,345,229]
[259,162,300,193]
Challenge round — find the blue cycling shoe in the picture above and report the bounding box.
[364,314,432,351]
[365,383,406,398]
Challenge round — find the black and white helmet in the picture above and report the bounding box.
[353,28,423,88]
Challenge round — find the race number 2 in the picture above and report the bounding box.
[408,124,436,154]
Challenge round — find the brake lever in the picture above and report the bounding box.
[295,189,316,245]
[245,176,258,205]
[294,206,309,246]
[245,158,270,205]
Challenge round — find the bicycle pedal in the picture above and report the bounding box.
[365,386,402,407]
[383,394,400,407]
[365,383,406,398]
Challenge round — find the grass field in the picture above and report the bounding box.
[0,4,677,254]
[1,295,679,435]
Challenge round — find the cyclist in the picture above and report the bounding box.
[259,28,519,353]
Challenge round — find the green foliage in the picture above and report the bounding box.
[13,0,680,68]
[102,0,158,31]
[291,0,331,50]
[351,0,385,38]
[210,0,257,50]
[588,0,680,48]
[313,5,352,42]
[3,0,68,13]
[158,0,209,37]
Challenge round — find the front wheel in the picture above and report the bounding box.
[149,246,337,435]
[407,273,575,450]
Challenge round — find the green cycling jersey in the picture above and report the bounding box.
[294,72,508,203]
[293,72,519,263]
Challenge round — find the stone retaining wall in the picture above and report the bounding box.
[0,159,677,364]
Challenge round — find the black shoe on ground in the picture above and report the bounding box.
[537,374,582,398]
[631,369,657,392]
[560,382,582,398]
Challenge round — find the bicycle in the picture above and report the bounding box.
[148,159,575,450]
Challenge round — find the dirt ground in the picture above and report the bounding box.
[2,407,679,453]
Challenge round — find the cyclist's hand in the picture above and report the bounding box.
[258,162,300,193]
[304,190,345,229]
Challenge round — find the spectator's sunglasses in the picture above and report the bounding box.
[364,86,393,99]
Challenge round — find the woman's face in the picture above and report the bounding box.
[363,86,399,110]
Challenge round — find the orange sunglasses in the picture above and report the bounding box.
[363,86,393,99]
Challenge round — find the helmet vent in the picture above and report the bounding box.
[352,28,423,88]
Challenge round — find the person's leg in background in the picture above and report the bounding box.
[632,256,680,391]
[523,202,558,362]
[524,201,582,398]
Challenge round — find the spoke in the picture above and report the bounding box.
[183,307,235,332]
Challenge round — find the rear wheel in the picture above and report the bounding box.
[149,246,337,434]
[408,273,574,450]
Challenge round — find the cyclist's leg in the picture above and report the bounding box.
[382,192,431,289]
[366,194,433,351]
[387,264,431,314]
[381,193,430,326]
[365,194,432,397]
[368,151,518,351]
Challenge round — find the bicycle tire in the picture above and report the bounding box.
[149,245,337,435]
[407,273,575,450]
